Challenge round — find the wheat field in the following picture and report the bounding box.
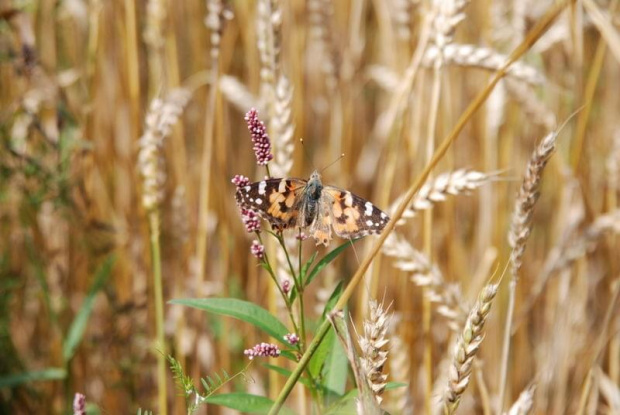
[1,0,619,414]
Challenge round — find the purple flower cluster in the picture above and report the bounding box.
[281,278,291,294]
[251,240,265,259]
[232,174,250,188]
[245,108,273,165]
[283,333,300,345]
[73,393,86,415]
[240,207,261,233]
[244,342,281,360]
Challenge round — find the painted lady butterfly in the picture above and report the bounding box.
[235,171,390,246]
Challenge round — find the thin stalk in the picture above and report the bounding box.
[275,234,306,349]
[148,211,167,415]
[497,279,516,413]
[571,0,618,169]
[268,3,571,412]
[423,59,443,415]
[257,234,300,336]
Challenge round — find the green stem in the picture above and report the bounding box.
[269,318,331,414]
[276,233,306,350]
[257,233,300,336]
[149,211,167,415]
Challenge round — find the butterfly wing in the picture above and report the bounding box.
[235,178,307,230]
[321,186,390,239]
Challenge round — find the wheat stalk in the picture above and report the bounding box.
[444,283,498,414]
[308,0,338,90]
[508,130,557,277]
[219,75,261,114]
[546,210,620,274]
[505,79,556,130]
[387,332,414,415]
[383,233,465,329]
[431,0,470,54]
[358,299,392,405]
[423,44,545,85]
[505,385,535,415]
[389,169,496,224]
[138,88,192,211]
[270,75,295,178]
[500,129,557,412]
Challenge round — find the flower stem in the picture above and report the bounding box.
[148,211,167,415]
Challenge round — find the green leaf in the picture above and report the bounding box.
[322,281,344,318]
[205,393,295,415]
[304,239,358,288]
[63,255,116,362]
[323,327,348,398]
[170,298,288,343]
[0,368,66,388]
[308,327,335,381]
[300,251,318,281]
[290,251,318,303]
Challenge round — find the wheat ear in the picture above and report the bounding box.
[444,283,499,414]
[358,299,392,405]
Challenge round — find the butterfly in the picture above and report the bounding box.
[235,171,390,246]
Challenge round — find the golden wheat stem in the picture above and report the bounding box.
[422,42,445,412]
[571,0,619,169]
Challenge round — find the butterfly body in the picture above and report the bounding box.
[236,171,390,246]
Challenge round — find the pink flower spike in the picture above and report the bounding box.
[284,333,300,345]
[73,393,86,415]
[251,240,265,259]
[296,232,308,241]
[244,342,281,360]
[245,108,273,166]
[232,174,250,188]
[240,207,261,233]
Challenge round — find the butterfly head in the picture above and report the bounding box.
[306,170,323,201]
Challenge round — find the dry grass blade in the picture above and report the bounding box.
[443,283,498,414]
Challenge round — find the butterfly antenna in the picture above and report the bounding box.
[299,138,316,171]
[320,153,345,174]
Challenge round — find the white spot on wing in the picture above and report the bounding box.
[344,192,353,207]
[255,198,262,205]
[258,181,267,195]
[366,220,373,226]
[364,201,373,216]
[380,212,387,219]
[244,186,251,192]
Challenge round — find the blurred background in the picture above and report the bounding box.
[1,0,619,413]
